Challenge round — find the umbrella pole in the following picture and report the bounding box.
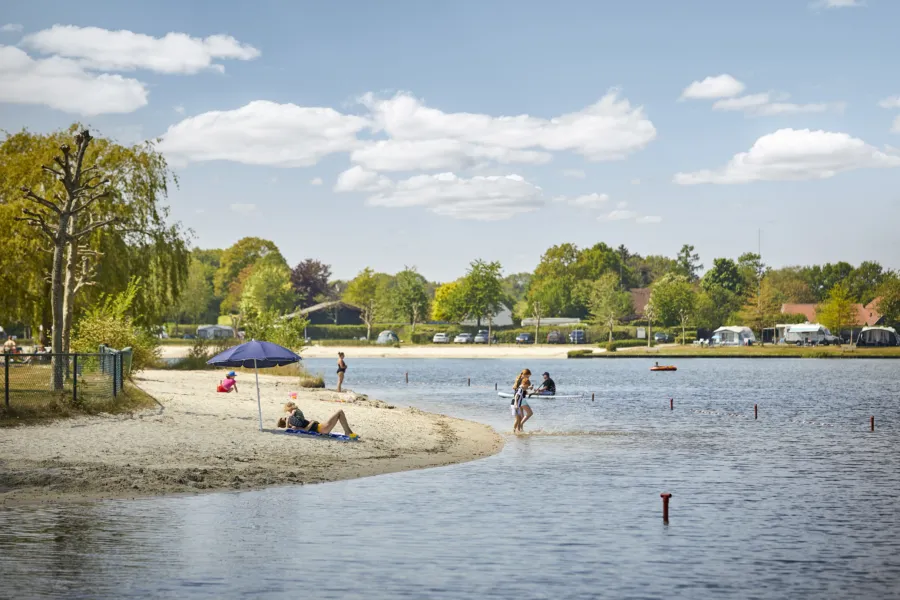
[254,358,263,432]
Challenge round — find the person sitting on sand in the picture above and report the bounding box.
[217,371,238,393]
[511,369,534,433]
[279,401,357,437]
[534,372,556,396]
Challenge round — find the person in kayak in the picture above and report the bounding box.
[534,372,556,396]
[511,369,533,433]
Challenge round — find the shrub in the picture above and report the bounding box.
[298,369,325,388]
[676,335,697,345]
[567,349,593,358]
[72,279,159,374]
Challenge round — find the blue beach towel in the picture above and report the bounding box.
[280,428,359,442]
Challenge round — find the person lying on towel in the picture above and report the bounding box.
[278,401,357,438]
[217,371,238,393]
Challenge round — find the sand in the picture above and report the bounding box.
[160,343,578,360]
[0,370,503,506]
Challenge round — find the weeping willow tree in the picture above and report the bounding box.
[0,125,190,389]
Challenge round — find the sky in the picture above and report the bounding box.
[1,0,899,282]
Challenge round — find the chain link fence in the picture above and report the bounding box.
[2,347,131,415]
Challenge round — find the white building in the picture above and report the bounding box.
[460,305,514,327]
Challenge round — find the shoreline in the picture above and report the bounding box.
[160,344,575,360]
[0,370,503,506]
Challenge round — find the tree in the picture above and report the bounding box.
[214,237,285,297]
[589,272,632,344]
[875,275,900,326]
[816,283,857,340]
[239,262,296,318]
[501,272,531,303]
[290,259,332,309]
[694,285,742,331]
[738,278,781,341]
[767,267,815,303]
[675,244,702,282]
[846,261,886,305]
[392,267,429,330]
[575,242,632,288]
[431,281,468,323]
[650,273,696,342]
[802,262,854,301]
[10,128,189,389]
[244,310,309,351]
[343,268,381,340]
[174,257,215,328]
[629,254,677,287]
[737,252,766,297]
[702,258,744,295]
[460,259,504,335]
[527,243,583,317]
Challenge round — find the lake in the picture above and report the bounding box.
[1,358,898,599]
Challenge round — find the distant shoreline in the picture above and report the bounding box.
[568,347,900,359]
[160,344,575,360]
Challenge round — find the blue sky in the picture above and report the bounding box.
[1,0,898,281]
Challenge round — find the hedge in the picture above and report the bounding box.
[604,339,656,352]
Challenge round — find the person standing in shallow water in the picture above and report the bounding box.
[336,352,347,392]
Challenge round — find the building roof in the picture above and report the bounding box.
[781,302,883,327]
[283,300,362,320]
[630,288,651,317]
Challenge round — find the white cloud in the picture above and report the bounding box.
[339,172,543,221]
[811,0,864,8]
[310,177,323,186]
[599,209,638,221]
[636,215,662,224]
[158,101,370,167]
[361,90,656,164]
[713,92,841,116]
[230,203,256,215]
[350,139,551,172]
[567,193,609,208]
[1,23,23,33]
[674,128,900,185]
[0,45,148,115]
[562,169,586,178]
[174,104,185,114]
[334,166,392,192]
[879,96,900,109]
[22,25,259,74]
[892,116,900,134]
[680,74,745,100]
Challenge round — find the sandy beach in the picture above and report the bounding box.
[160,343,579,360]
[0,370,503,506]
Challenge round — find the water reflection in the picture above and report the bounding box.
[1,359,898,599]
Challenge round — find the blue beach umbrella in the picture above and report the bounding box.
[207,340,302,431]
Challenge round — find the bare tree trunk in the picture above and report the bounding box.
[50,217,68,390]
[62,218,78,354]
[488,314,493,346]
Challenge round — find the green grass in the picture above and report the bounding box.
[569,345,900,359]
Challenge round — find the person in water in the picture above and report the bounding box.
[534,372,556,396]
[336,352,347,392]
[217,371,238,393]
[280,401,356,437]
[511,369,533,433]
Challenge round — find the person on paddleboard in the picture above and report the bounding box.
[511,369,534,433]
[534,372,556,396]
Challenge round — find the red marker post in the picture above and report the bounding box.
[405,372,409,384]
[660,493,672,523]
[871,416,875,432]
[754,404,758,420]
[670,398,674,410]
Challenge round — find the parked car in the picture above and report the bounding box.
[654,332,675,343]
[474,330,492,344]
[454,333,474,344]
[432,332,450,344]
[376,330,399,345]
[515,332,534,345]
[183,334,195,340]
[546,330,564,344]
[568,329,587,344]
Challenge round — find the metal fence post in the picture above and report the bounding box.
[4,353,9,408]
[73,354,78,403]
[113,352,119,398]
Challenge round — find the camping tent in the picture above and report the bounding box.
[711,326,756,346]
[856,326,899,347]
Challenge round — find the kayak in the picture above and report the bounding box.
[497,392,583,399]
[650,365,677,371]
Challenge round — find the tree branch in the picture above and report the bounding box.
[20,187,62,214]
[73,217,117,239]
[72,130,92,186]
[41,165,66,179]
[72,190,110,214]
[15,215,56,239]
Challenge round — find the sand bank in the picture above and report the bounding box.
[160,344,576,360]
[0,370,503,506]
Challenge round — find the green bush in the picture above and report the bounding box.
[567,349,594,358]
[72,279,160,374]
[675,335,696,344]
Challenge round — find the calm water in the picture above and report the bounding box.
[1,358,898,599]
